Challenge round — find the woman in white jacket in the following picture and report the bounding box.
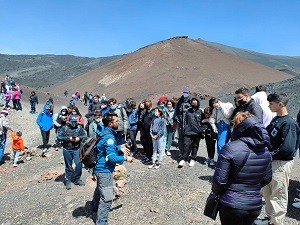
[209,98,234,155]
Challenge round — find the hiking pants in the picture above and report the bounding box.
[205,132,217,159]
[127,130,137,152]
[40,130,50,148]
[30,101,37,113]
[182,134,201,161]
[91,172,113,225]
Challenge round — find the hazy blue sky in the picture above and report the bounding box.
[0,0,299,57]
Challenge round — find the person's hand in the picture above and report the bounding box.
[126,156,134,163]
[121,144,130,155]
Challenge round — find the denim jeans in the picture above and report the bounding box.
[63,148,82,181]
[0,134,7,163]
[13,150,21,165]
[152,136,164,163]
[166,131,174,152]
[219,203,261,225]
[0,93,4,105]
[5,100,10,108]
[91,172,113,225]
[30,101,37,113]
[217,121,231,154]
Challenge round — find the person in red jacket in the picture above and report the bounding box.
[11,130,24,167]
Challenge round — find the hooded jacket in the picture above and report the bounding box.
[183,96,205,136]
[212,116,272,210]
[53,106,68,128]
[13,86,21,100]
[109,105,128,132]
[36,104,53,131]
[174,95,191,127]
[11,133,24,151]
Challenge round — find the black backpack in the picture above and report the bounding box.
[80,131,111,168]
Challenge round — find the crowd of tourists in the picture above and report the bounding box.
[0,83,300,225]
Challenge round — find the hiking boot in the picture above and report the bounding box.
[254,217,270,225]
[209,159,216,166]
[74,179,85,186]
[65,181,71,190]
[148,163,155,169]
[178,160,185,168]
[204,158,210,165]
[166,151,171,156]
[189,159,195,167]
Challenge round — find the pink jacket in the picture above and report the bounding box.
[13,86,21,100]
[5,91,11,101]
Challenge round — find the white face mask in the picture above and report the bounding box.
[183,93,189,98]
[95,118,102,123]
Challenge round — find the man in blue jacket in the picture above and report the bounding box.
[36,104,53,154]
[91,112,133,225]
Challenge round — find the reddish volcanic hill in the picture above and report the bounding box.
[47,37,292,101]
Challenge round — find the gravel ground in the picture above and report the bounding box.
[0,101,300,225]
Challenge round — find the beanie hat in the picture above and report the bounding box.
[69,115,77,122]
[183,87,190,93]
[16,130,22,136]
[1,108,8,115]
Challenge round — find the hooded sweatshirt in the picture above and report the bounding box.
[251,91,276,127]
[184,96,205,136]
[212,116,272,210]
[36,104,53,131]
[53,106,68,128]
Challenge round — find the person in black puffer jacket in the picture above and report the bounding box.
[212,112,272,225]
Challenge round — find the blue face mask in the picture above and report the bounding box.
[217,106,222,110]
[127,110,132,113]
[158,105,164,109]
[110,105,117,110]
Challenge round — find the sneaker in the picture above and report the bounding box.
[148,163,155,169]
[55,147,59,151]
[254,217,270,225]
[178,160,185,168]
[292,201,300,208]
[204,158,210,165]
[209,159,216,166]
[74,179,85,186]
[189,159,195,167]
[166,151,171,156]
[155,163,161,169]
[42,148,48,153]
[65,181,71,190]
[13,164,18,167]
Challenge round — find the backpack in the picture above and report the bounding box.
[80,131,111,168]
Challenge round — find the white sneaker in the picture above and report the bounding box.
[148,163,155,169]
[13,164,18,167]
[253,217,270,225]
[292,201,300,208]
[178,160,185,167]
[166,151,171,156]
[209,159,216,166]
[189,159,195,167]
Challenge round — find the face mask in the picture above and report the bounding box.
[217,106,222,110]
[158,105,164,109]
[127,110,132,113]
[110,105,117,110]
[95,119,102,123]
[101,105,107,109]
[183,93,189,98]
[69,121,77,127]
[61,111,66,115]
[72,112,77,115]
[238,99,247,106]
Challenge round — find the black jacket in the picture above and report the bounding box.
[174,95,191,127]
[231,99,263,123]
[57,124,87,150]
[266,115,300,160]
[183,96,205,136]
[212,116,272,210]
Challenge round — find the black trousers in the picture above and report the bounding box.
[141,133,153,159]
[204,132,217,159]
[41,130,50,148]
[182,134,201,161]
[219,203,261,225]
[127,130,137,152]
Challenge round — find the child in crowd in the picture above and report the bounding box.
[165,100,176,156]
[202,107,217,166]
[11,130,24,167]
[4,90,11,109]
[149,107,166,169]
